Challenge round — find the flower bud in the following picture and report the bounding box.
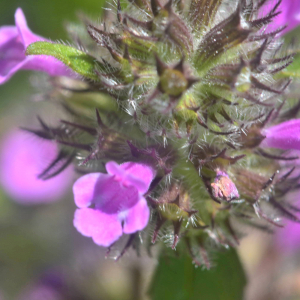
[211,170,239,202]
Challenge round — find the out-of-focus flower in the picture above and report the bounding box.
[275,217,300,253]
[0,8,74,84]
[262,0,300,36]
[73,161,155,247]
[262,118,300,253]
[17,271,65,300]
[18,282,63,300]
[0,130,74,204]
[261,119,300,151]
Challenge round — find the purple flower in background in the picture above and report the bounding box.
[18,285,62,300]
[261,0,300,36]
[0,8,74,84]
[17,271,65,300]
[261,119,300,151]
[275,217,300,254]
[0,130,73,204]
[73,161,155,247]
[261,118,300,253]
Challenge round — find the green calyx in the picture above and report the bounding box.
[160,69,188,97]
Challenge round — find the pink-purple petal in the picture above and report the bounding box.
[0,8,75,85]
[0,57,28,84]
[0,26,18,45]
[93,178,139,213]
[73,173,109,208]
[261,1,300,36]
[74,208,123,247]
[275,220,300,253]
[105,160,124,178]
[262,119,300,151]
[121,162,155,194]
[106,160,148,193]
[123,197,150,234]
[15,8,43,47]
[106,161,155,194]
[0,25,26,84]
[24,55,75,77]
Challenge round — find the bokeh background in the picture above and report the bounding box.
[1,0,300,299]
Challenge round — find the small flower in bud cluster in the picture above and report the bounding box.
[0,130,73,204]
[211,170,239,202]
[0,8,74,84]
[73,161,155,247]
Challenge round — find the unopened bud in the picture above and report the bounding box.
[211,170,239,202]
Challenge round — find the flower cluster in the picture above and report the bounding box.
[1,0,300,265]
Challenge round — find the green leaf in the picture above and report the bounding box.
[148,247,246,300]
[26,41,100,80]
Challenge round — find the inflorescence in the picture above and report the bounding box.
[2,0,300,267]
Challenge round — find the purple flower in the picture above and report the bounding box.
[275,217,300,254]
[261,119,300,151]
[0,130,74,204]
[0,8,74,84]
[73,161,155,247]
[261,119,300,253]
[261,0,300,36]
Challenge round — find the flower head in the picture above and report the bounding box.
[0,8,73,84]
[73,161,155,247]
[2,0,300,266]
[0,130,74,204]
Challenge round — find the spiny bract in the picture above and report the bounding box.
[25,0,300,267]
